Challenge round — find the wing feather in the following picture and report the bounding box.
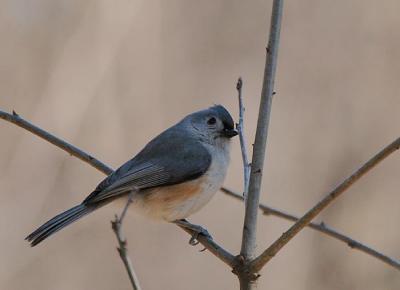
[83,127,212,205]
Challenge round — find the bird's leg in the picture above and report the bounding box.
[173,219,212,246]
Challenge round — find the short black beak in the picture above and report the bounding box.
[222,128,238,138]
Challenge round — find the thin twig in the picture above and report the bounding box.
[0,109,235,268]
[239,0,284,287]
[221,187,400,271]
[236,77,251,202]
[111,193,142,290]
[250,137,400,272]
[0,110,113,175]
[119,192,135,224]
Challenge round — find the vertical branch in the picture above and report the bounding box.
[238,0,284,288]
[240,0,284,262]
[236,78,251,201]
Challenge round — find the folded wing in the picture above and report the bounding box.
[84,127,212,205]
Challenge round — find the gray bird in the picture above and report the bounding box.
[26,105,237,246]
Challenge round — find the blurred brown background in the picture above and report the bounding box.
[1,1,399,289]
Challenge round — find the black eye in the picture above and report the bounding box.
[207,117,217,125]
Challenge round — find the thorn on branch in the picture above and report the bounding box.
[12,110,18,116]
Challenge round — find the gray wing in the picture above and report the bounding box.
[83,126,211,204]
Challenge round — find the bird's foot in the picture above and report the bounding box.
[174,219,212,246]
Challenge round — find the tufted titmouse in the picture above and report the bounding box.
[26,105,237,246]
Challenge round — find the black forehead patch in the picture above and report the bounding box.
[210,105,235,130]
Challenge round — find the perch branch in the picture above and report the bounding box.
[221,187,400,271]
[177,225,235,267]
[0,109,235,268]
[236,77,251,201]
[250,137,400,272]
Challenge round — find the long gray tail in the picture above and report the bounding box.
[25,204,95,247]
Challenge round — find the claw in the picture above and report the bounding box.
[189,236,200,246]
[173,219,213,246]
[188,226,211,246]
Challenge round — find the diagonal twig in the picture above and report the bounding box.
[250,137,400,272]
[0,109,235,268]
[0,110,113,175]
[221,187,400,271]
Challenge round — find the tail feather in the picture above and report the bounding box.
[26,204,95,247]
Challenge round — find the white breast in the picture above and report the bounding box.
[183,145,230,216]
